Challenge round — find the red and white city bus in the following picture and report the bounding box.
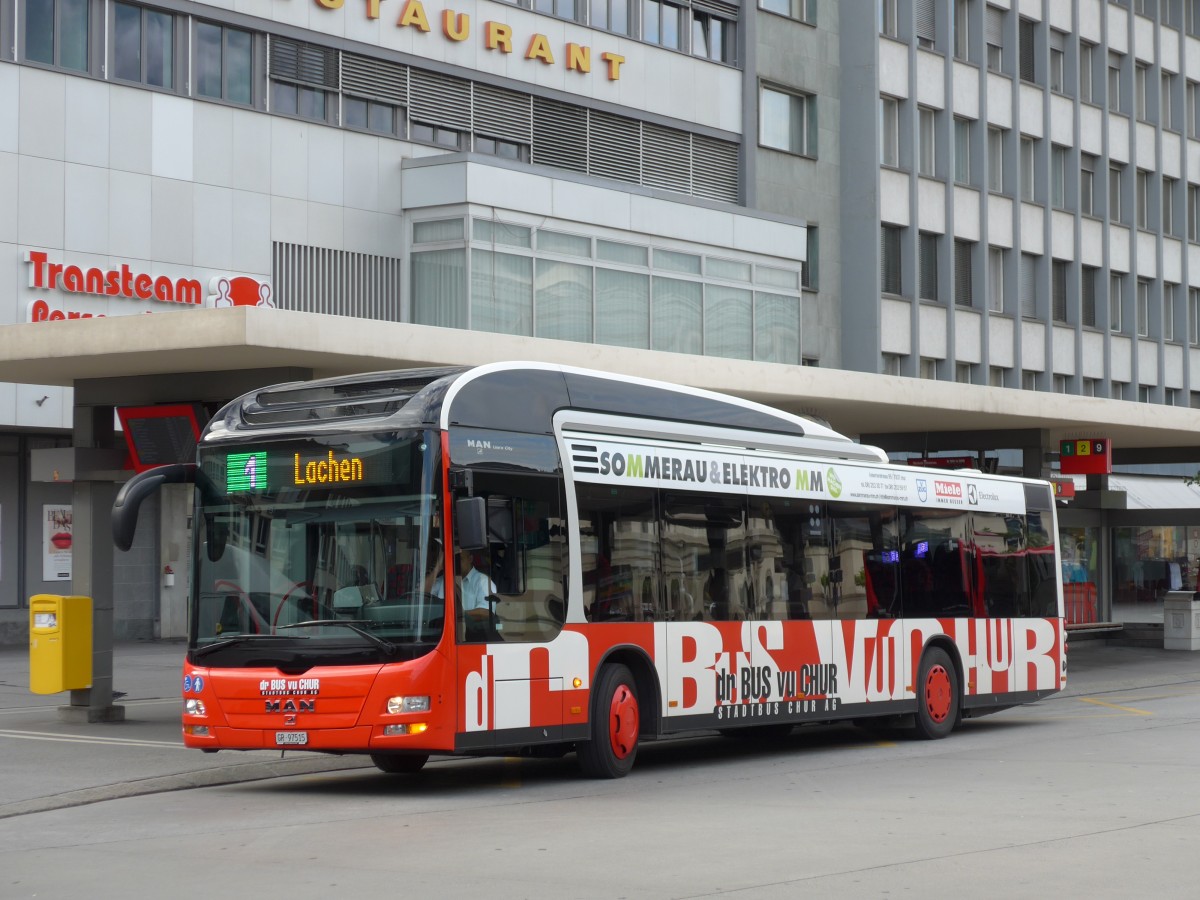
[113,362,1066,778]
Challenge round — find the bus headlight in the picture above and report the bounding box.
[387,695,430,714]
[185,698,207,716]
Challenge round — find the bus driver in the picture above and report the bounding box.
[425,542,498,628]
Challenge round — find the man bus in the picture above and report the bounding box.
[113,362,1066,778]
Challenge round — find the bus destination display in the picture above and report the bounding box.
[218,440,409,494]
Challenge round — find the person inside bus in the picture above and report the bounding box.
[427,541,499,638]
[333,565,379,614]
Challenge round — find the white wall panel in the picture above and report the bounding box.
[193,184,235,267]
[15,384,66,429]
[192,104,234,189]
[0,153,16,246]
[1018,0,1042,20]
[307,201,346,251]
[953,186,980,241]
[343,134,382,213]
[270,118,310,201]
[1018,84,1044,138]
[917,178,946,233]
[19,69,65,161]
[1134,15,1156,64]
[1189,139,1200,184]
[1190,245,1200,285]
[1051,211,1075,260]
[1137,339,1159,384]
[1079,0,1103,43]
[1112,335,1132,380]
[1079,105,1103,155]
[1162,23,1181,73]
[986,74,1012,128]
[1048,0,1072,30]
[0,246,18,324]
[1136,231,1158,278]
[151,177,194,266]
[1165,344,1184,388]
[17,156,65,249]
[988,195,1013,248]
[1109,115,1130,164]
[151,94,194,181]
[1136,122,1157,170]
[308,127,345,208]
[954,308,982,362]
[64,79,109,169]
[1110,225,1131,272]
[918,303,947,358]
[1082,331,1105,378]
[1021,320,1045,369]
[109,88,153,175]
[1051,325,1076,375]
[1019,202,1044,254]
[1164,237,1183,283]
[108,171,153,261]
[1108,4,1129,55]
[881,298,912,353]
[231,110,273,195]
[0,66,16,155]
[951,62,978,119]
[1050,95,1074,147]
[1081,218,1103,266]
[270,196,309,247]
[1188,35,1200,80]
[880,169,910,226]
[1163,132,1182,179]
[989,316,1014,367]
[231,191,272,274]
[915,52,944,107]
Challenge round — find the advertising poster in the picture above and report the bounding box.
[43,504,72,581]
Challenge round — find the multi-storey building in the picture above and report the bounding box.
[2,0,1200,640]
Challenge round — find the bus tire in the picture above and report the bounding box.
[577,663,639,778]
[913,647,959,740]
[370,752,429,774]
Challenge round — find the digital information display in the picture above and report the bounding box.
[213,438,413,495]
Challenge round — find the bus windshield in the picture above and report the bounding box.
[190,430,443,665]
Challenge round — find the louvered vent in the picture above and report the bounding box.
[691,135,739,203]
[273,242,403,321]
[472,84,533,142]
[532,98,588,173]
[588,110,641,184]
[642,123,690,194]
[270,36,338,88]
[409,69,472,130]
[569,442,601,473]
[341,53,407,104]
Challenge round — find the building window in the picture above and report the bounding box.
[882,353,903,375]
[920,358,939,380]
[1136,63,1150,120]
[760,0,817,23]
[1022,370,1039,391]
[1081,154,1097,216]
[1082,377,1096,397]
[1190,0,1200,37]
[916,0,936,49]
[802,226,819,289]
[1189,287,1200,344]
[1189,81,1200,137]
[1137,279,1150,336]
[881,225,903,295]
[1049,29,1066,93]
[919,232,939,301]
[955,240,974,307]
[1163,73,1176,131]
[474,135,529,161]
[1190,184,1200,241]
[1051,145,1068,209]
[112,2,175,88]
[1109,52,1124,113]
[1020,135,1035,201]
[988,246,1005,312]
[1137,170,1150,229]
[919,107,937,177]
[270,38,337,122]
[760,86,816,156]
[954,0,971,61]
[879,0,898,37]
[880,96,900,167]
[1111,274,1124,332]
[23,0,90,71]
[196,21,253,105]
[535,0,582,21]
[955,362,973,384]
[1082,266,1097,327]
[1080,41,1096,103]
[986,5,1005,73]
[691,6,737,63]
[1164,177,1178,235]
[643,0,684,51]
[1110,164,1124,222]
[987,126,1005,192]
[1165,282,1178,341]
[1018,17,1036,83]
[1020,252,1037,318]
[954,117,972,184]
[1052,260,1068,323]
[989,366,1006,387]
[590,0,634,35]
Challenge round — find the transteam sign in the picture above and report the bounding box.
[23,251,273,323]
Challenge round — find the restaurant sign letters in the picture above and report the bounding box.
[23,251,273,323]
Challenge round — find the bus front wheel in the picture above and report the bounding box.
[913,647,960,740]
[577,663,639,779]
[370,752,429,774]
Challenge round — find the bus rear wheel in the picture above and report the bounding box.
[577,663,639,779]
[370,752,429,774]
[913,647,959,740]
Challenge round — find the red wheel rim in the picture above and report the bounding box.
[924,664,952,724]
[608,684,639,759]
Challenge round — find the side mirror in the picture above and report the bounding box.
[456,496,488,551]
[112,464,197,551]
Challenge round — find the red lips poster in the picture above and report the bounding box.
[43,505,72,581]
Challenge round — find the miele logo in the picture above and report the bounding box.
[934,481,963,499]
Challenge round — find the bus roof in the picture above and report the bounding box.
[202,362,887,462]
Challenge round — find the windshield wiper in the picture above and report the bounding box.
[193,634,304,658]
[276,620,397,653]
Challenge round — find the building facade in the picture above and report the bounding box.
[2,0,1199,641]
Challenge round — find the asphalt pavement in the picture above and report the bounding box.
[0,635,1196,819]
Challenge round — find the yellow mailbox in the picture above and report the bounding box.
[29,594,92,695]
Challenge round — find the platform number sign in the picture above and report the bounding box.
[1058,438,1112,475]
[227,451,268,492]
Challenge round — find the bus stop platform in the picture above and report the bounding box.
[0,637,1196,819]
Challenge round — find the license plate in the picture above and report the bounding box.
[275,731,308,746]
